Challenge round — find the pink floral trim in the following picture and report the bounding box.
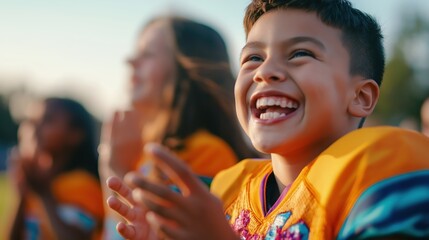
[230,210,309,240]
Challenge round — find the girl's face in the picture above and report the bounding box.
[128,20,177,113]
[35,103,72,154]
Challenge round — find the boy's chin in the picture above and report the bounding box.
[252,140,283,155]
[249,130,290,152]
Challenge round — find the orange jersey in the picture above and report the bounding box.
[138,130,238,179]
[211,127,429,239]
[24,170,104,240]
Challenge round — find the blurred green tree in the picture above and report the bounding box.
[0,95,18,146]
[374,12,429,127]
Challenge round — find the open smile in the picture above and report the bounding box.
[250,92,299,123]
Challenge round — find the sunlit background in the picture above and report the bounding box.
[1,0,429,234]
[1,0,428,119]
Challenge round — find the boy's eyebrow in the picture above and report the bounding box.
[240,41,265,58]
[287,36,326,50]
[240,36,326,57]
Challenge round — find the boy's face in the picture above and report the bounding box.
[235,9,362,157]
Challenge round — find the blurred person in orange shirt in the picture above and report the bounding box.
[7,97,104,240]
[99,16,258,239]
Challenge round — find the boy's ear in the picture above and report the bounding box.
[348,79,379,117]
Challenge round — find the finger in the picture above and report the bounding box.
[107,196,135,221]
[107,176,135,205]
[114,110,140,125]
[133,189,185,223]
[113,110,122,124]
[125,172,183,207]
[159,224,187,240]
[116,221,137,240]
[145,143,205,196]
[145,211,162,238]
[123,110,137,121]
[146,212,186,240]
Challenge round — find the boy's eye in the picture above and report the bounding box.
[249,55,263,62]
[289,50,314,60]
[244,55,263,63]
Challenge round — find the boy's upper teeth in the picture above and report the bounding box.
[256,96,298,109]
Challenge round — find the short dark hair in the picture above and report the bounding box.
[243,0,385,86]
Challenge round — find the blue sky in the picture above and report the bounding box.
[1,0,428,119]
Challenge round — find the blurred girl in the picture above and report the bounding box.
[99,16,257,238]
[8,97,104,240]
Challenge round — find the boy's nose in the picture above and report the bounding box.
[253,59,287,83]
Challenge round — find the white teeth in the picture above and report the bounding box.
[256,96,298,120]
[256,98,268,109]
[260,112,286,120]
[256,96,298,109]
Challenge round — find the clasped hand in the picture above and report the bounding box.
[106,143,238,240]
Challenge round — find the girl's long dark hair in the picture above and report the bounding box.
[45,98,99,179]
[143,17,257,160]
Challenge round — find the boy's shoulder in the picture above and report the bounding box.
[308,126,429,202]
[309,126,429,184]
[307,126,429,238]
[211,159,271,208]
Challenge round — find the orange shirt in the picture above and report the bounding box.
[212,127,429,239]
[138,130,238,180]
[24,170,104,240]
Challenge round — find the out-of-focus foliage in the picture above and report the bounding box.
[0,95,18,146]
[0,94,19,170]
[374,12,429,127]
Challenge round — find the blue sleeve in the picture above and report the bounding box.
[337,170,429,240]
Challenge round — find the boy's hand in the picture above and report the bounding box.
[126,143,239,240]
[106,176,157,240]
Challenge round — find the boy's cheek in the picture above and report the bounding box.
[234,79,245,100]
[234,87,249,115]
[235,72,255,131]
[235,105,249,133]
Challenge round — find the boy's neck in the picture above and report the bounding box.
[269,130,353,192]
[271,151,317,193]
